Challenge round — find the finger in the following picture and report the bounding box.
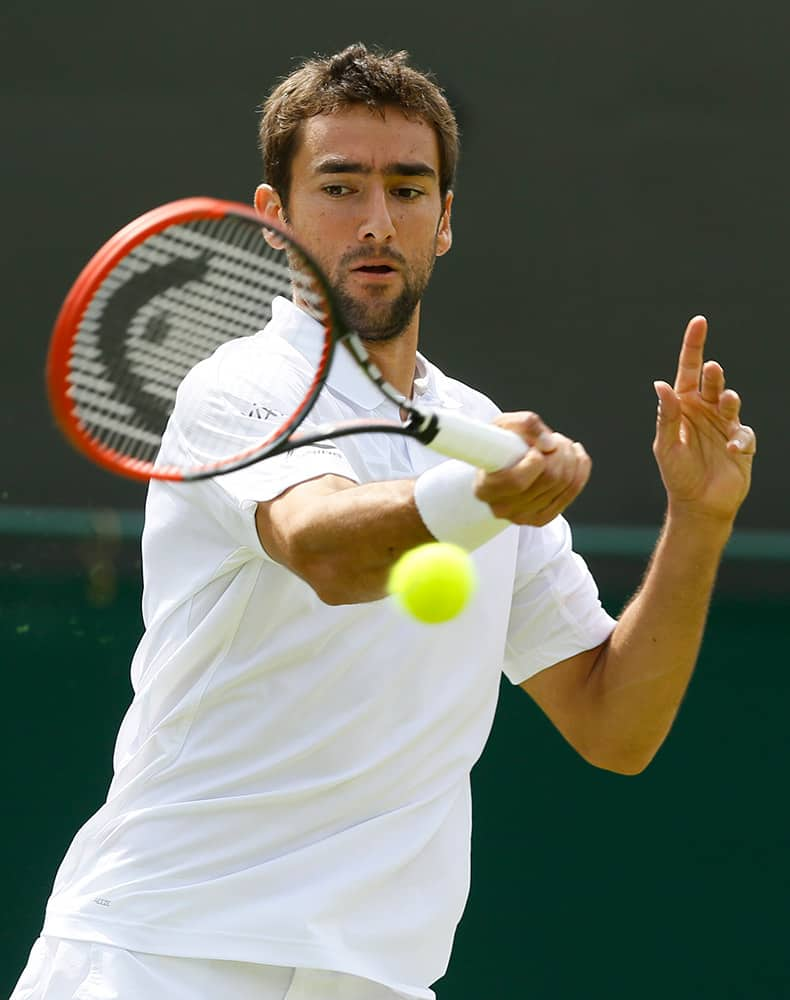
[482,438,585,517]
[700,360,725,404]
[653,380,682,452]
[475,447,546,504]
[516,439,580,506]
[546,442,592,506]
[718,388,741,422]
[673,315,708,395]
[494,411,556,453]
[478,425,579,501]
[486,432,578,497]
[726,423,757,456]
[517,444,592,525]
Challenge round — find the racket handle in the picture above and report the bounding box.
[426,409,528,472]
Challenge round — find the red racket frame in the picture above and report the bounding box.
[46,198,334,482]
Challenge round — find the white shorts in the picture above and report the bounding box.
[10,936,414,1000]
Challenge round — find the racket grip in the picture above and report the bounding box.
[427,409,527,472]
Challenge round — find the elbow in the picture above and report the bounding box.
[282,515,395,606]
[310,572,356,606]
[290,547,380,606]
[291,551,349,605]
[274,518,352,605]
[595,757,652,777]
[576,736,657,776]
[583,748,655,777]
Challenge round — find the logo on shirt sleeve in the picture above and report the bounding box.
[246,403,286,421]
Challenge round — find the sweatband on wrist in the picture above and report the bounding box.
[413,459,510,551]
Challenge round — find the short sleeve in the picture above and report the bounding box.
[160,337,360,507]
[503,517,617,685]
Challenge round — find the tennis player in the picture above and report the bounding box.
[13,43,755,1000]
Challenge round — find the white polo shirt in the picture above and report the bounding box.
[43,298,616,999]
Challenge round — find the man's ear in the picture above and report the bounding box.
[436,190,453,257]
[254,184,289,250]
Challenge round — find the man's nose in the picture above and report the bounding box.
[357,188,395,243]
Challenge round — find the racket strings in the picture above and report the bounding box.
[66,215,320,468]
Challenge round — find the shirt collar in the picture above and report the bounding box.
[265,296,461,411]
[411,354,461,408]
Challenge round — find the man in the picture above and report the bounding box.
[13,43,755,1000]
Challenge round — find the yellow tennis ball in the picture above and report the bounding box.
[388,542,477,624]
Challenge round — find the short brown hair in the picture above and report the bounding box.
[259,43,459,207]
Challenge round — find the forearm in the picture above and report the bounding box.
[586,510,733,773]
[524,317,755,775]
[258,476,432,604]
[258,415,591,606]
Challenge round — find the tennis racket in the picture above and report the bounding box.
[46,197,527,482]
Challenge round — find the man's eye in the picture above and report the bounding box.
[323,184,351,197]
[394,187,423,200]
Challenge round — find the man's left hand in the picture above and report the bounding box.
[653,315,756,525]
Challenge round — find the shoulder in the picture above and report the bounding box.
[177,328,314,407]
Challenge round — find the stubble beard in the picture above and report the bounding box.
[331,246,437,344]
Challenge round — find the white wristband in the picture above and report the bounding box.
[414,459,511,551]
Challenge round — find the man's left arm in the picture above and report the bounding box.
[521,315,757,775]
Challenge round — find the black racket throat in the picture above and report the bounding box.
[334,333,444,442]
[262,409,440,462]
[399,408,440,443]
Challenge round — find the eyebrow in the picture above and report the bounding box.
[313,158,437,180]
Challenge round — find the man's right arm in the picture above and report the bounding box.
[256,474,430,604]
[254,411,591,606]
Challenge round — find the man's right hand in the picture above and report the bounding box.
[474,411,591,527]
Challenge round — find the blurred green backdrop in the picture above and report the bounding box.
[3,521,788,998]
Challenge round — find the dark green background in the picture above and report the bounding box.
[3,0,790,996]
[3,546,789,998]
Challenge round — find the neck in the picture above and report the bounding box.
[361,312,420,399]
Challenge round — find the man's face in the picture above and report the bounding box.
[279,105,452,342]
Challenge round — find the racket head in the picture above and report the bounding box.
[46,197,342,481]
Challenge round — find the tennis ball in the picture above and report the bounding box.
[388,542,477,624]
